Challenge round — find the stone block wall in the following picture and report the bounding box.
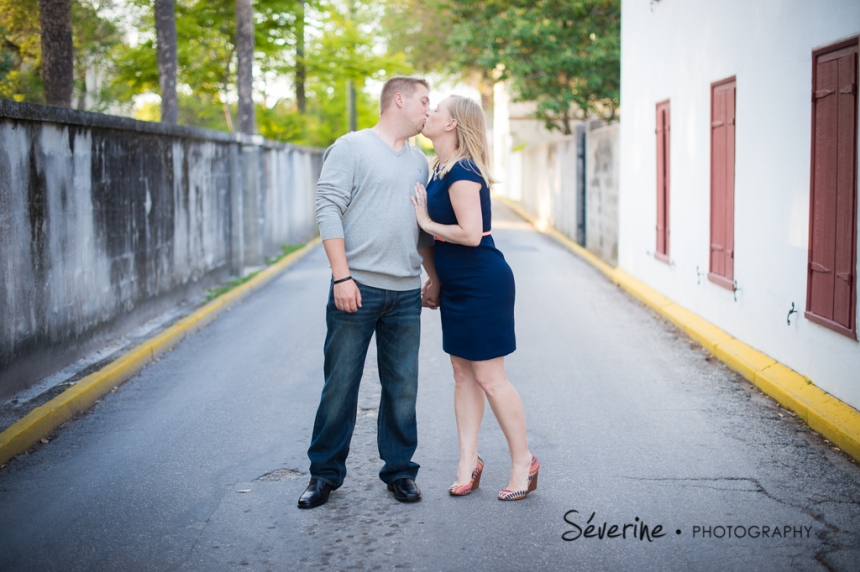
[0,101,322,398]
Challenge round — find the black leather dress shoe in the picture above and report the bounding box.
[387,478,421,503]
[297,478,338,509]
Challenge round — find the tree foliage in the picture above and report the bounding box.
[3,0,620,140]
[380,0,496,108]
[268,0,410,145]
[380,0,620,134]
[0,0,447,146]
[449,0,620,133]
[1,0,122,108]
[3,0,618,143]
[109,0,409,145]
[380,0,454,77]
[0,0,43,103]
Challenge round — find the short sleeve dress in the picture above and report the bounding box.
[425,159,516,361]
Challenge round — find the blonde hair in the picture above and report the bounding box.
[433,95,495,188]
[379,76,430,114]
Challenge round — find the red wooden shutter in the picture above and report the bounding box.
[709,78,737,289]
[655,100,670,262]
[710,89,727,279]
[809,55,839,320]
[806,38,858,339]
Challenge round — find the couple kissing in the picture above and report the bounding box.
[298,76,538,509]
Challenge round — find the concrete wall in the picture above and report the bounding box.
[493,81,619,263]
[493,80,576,204]
[519,131,586,245]
[0,101,321,399]
[586,124,620,266]
[493,104,620,266]
[619,0,860,408]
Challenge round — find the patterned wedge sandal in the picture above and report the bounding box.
[448,455,484,496]
[498,455,540,501]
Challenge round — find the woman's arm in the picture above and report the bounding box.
[411,180,483,246]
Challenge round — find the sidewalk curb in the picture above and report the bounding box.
[0,238,321,466]
[499,197,860,463]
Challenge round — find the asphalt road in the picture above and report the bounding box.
[1,202,859,572]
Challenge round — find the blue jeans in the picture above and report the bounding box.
[307,282,421,488]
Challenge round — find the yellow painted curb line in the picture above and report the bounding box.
[497,196,860,463]
[0,238,321,465]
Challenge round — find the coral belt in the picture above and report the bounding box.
[434,231,491,242]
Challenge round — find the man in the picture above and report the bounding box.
[298,77,440,509]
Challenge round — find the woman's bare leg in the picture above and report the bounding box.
[470,357,532,491]
[450,355,485,485]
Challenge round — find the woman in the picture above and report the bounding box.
[411,95,538,501]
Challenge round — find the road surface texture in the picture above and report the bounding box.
[1,202,859,571]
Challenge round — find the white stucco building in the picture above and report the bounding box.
[619,0,860,408]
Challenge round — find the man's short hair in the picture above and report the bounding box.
[379,76,430,114]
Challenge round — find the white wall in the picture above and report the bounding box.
[493,81,515,199]
[493,80,573,201]
[619,0,860,408]
[519,134,582,239]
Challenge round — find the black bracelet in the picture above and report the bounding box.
[333,276,354,285]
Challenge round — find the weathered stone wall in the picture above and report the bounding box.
[0,101,322,398]
[585,124,619,266]
[515,122,619,266]
[519,128,585,245]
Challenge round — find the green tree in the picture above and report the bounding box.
[112,0,405,144]
[380,0,457,77]
[380,0,495,108]
[3,0,416,147]
[112,0,301,127]
[259,0,411,146]
[154,0,179,123]
[1,0,123,109]
[294,0,306,113]
[449,0,620,133]
[39,0,74,107]
[71,0,123,111]
[234,0,256,133]
[0,0,44,103]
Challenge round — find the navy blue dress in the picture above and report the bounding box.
[426,159,516,361]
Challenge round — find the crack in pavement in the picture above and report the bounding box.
[620,475,839,518]
[171,484,235,572]
[620,475,852,569]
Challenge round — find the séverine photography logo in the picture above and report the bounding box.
[561,510,815,543]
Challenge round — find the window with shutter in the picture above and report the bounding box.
[655,100,671,263]
[806,37,858,339]
[709,78,737,290]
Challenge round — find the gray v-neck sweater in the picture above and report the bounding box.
[315,129,433,291]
